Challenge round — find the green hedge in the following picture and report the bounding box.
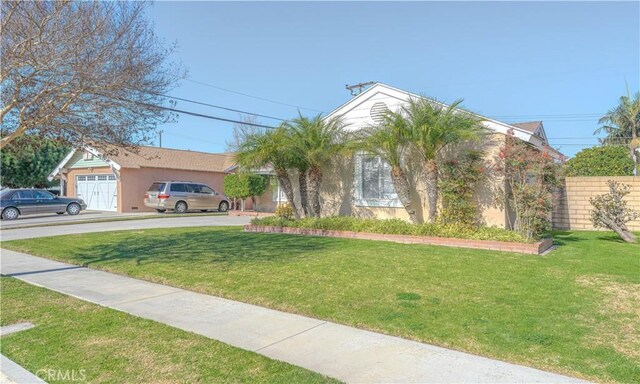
[251,216,532,243]
[564,146,634,177]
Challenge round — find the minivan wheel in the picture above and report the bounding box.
[67,203,81,215]
[175,201,188,213]
[2,207,19,220]
[218,201,229,212]
[156,209,166,213]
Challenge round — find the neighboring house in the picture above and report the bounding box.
[255,82,564,227]
[48,146,235,212]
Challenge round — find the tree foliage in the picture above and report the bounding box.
[590,180,639,243]
[0,136,69,188]
[564,146,634,177]
[223,173,267,200]
[1,1,184,153]
[494,129,560,240]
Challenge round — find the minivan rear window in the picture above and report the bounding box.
[148,183,166,192]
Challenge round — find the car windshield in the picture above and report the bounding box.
[148,183,166,192]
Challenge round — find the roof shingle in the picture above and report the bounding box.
[105,146,235,173]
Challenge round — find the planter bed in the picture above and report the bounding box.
[244,224,554,255]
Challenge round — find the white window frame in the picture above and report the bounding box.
[272,176,288,202]
[354,153,402,208]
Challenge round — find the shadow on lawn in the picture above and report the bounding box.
[552,231,585,246]
[72,229,339,267]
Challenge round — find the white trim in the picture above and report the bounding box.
[353,153,402,208]
[84,146,121,171]
[47,149,76,181]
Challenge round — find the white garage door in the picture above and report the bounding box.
[76,174,118,211]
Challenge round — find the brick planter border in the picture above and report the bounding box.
[244,225,554,255]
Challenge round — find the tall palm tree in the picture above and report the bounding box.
[402,98,486,223]
[358,112,420,223]
[595,90,640,175]
[286,114,347,218]
[234,127,300,219]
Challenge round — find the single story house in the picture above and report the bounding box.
[49,146,235,212]
[255,82,564,228]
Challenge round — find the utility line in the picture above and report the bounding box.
[185,79,323,113]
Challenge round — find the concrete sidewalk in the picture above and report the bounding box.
[0,250,588,383]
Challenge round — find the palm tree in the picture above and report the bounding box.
[286,114,347,218]
[595,90,640,175]
[234,127,300,219]
[358,112,420,223]
[402,98,486,223]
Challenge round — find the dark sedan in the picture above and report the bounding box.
[0,188,87,220]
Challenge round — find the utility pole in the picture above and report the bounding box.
[157,130,163,148]
[345,81,376,96]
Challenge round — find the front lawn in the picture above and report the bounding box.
[0,278,336,384]
[2,228,639,383]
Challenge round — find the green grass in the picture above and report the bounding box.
[0,278,337,384]
[3,228,639,383]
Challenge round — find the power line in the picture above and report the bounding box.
[185,79,323,113]
[153,92,289,122]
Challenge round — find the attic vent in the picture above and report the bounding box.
[370,102,388,124]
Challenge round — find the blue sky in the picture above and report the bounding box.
[148,1,639,157]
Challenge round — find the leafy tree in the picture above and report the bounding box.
[235,127,301,219]
[1,1,184,152]
[358,113,419,223]
[590,180,638,243]
[1,136,69,188]
[223,173,267,211]
[285,115,347,218]
[402,98,486,223]
[564,146,634,177]
[594,90,640,174]
[494,129,560,240]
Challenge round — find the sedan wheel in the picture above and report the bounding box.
[175,201,188,213]
[66,203,81,215]
[218,201,229,212]
[2,207,19,220]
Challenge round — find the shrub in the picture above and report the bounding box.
[224,173,267,211]
[251,216,529,243]
[438,151,485,226]
[564,146,634,177]
[274,203,294,220]
[494,129,560,240]
[590,180,639,243]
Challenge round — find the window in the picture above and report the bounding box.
[15,190,35,200]
[354,154,401,207]
[77,176,87,181]
[83,152,94,161]
[97,175,107,181]
[170,183,186,192]
[108,175,116,180]
[34,190,54,199]
[148,183,166,192]
[199,185,215,194]
[187,184,200,193]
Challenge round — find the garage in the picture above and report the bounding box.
[76,174,118,211]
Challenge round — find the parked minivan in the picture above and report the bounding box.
[143,181,229,213]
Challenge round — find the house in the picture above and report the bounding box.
[255,82,564,227]
[48,146,235,212]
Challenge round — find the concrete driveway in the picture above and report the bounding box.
[0,215,251,241]
[0,210,158,229]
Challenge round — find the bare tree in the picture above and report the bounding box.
[225,115,265,152]
[1,1,185,154]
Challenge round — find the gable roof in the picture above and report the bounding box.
[49,145,235,180]
[323,82,561,158]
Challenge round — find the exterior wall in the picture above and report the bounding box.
[253,177,278,213]
[63,167,122,211]
[119,168,227,212]
[264,134,509,227]
[553,176,640,231]
[67,151,109,169]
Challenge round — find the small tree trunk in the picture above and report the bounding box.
[276,168,300,220]
[390,165,420,224]
[603,216,637,243]
[425,159,438,223]
[298,169,310,218]
[308,165,323,218]
[241,198,245,212]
